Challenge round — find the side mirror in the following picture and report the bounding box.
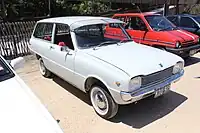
[10,57,25,70]
[60,46,70,52]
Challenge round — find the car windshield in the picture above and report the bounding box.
[74,23,132,49]
[194,16,200,24]
[0,57,14,82]
[145,15,177,31]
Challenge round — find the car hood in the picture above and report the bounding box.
[158,30,197,43]
[0,77,63,133]
[84,42,183,77]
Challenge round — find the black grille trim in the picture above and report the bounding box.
[142,66,173,87]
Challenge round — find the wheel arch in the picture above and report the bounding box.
[84,75,111,95]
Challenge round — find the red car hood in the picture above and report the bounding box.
[169,30,196,41]
[157,30,198,45]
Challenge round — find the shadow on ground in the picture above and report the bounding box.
[52,75,91,105]
[110,91,187,129]
[52,76,187,129]
[184,56,200,67]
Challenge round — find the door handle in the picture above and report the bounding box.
[50,46,55,49]
[66,52,72,55]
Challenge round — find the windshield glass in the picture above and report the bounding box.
[0,57,14,82]
[194,16,200,23]
[74,23,131,49]
[145,15,177,31]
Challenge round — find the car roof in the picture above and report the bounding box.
[37,16,123,30]
[168,14,200,18]
[114,12,161,17]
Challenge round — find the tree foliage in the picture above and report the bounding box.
[0,0,111,20]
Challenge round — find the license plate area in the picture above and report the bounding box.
[154,84,171,98]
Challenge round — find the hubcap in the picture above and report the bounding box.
[90,87,109,116]
[39,59,46,74]
[94,92,107,110]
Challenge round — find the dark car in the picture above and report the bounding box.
[167,14,200,36]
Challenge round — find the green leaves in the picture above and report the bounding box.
[1,0,111,19]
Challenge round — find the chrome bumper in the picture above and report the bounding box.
[120,70,184,102]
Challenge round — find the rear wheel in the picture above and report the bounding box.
[90,85,118,119]
[39,58,51,78]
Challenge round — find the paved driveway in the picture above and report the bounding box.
[17,53,200,133]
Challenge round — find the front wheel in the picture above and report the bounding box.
[90,85,118,119]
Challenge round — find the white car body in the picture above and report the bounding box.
[29,16,184,118]
[0,56,64,133]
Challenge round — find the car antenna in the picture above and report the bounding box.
[131,3,143,44]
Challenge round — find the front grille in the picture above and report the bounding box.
[182,40,194,44]
[181,43,195,48]
[142,66,173,87]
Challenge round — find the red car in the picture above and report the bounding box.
[106,13,200,58]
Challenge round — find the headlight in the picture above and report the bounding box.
[129,76,142,90]
[194,37,200,43]
[173,62,184,74]
[175,42,181,48]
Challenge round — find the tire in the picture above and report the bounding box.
[39,58,51,78]
[90,85,118,119]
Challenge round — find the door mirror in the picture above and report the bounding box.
[61,46,70,52]
[10,57,25,70]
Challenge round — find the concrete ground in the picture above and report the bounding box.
[17,53,200,133]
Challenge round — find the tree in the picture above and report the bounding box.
[76,1,110,15]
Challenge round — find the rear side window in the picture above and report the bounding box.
[33,23,53,41]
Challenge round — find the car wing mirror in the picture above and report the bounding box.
[10,57,25,70]
[61,46,70,52]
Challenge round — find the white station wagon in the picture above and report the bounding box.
[29,16,184,119]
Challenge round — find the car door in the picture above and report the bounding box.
[179,17,198,34]
[30,23,55,70]
[48,23,75,84]
[125,16,148,44]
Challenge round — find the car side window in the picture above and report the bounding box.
[54,23,74,50]
[33,23,53,42]
[110,16,126,28]
[180,17,197,28]
[167,16,179,26]
[125,17,147,31]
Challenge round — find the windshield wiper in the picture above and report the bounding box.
[93,41,118,50]
[120,39,133,43]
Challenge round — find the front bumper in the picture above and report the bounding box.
[117,70,184,105]
[166,44,200,57]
